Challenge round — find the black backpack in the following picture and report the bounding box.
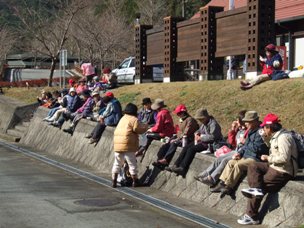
[289,131,304,169]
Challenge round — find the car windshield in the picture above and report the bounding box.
[120,59,130,69]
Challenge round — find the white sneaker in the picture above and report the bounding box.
[200,150,211,154]
[241,188,264,198]
[237,214,259,225]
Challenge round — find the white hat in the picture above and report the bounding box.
[69,87,76,93]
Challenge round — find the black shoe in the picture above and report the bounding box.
[89,138,98,144]
[220,186,236,200]
[50,122,61,129]
[63,128,73,135]
[85,134,92,139]
[210,182,225,193]
[152,161,167,170]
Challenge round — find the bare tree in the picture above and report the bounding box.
[0,27,16,79]
[12,0,87,86]
[137,0,167,26]
[71,0,134,70]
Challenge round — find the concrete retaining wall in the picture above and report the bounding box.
[0,96,38,132]
[20,107,304,227]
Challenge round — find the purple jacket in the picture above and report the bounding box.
[76,97,94,117]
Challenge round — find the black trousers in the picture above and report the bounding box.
[157,141,180,163]
[174,142,208,170]
[90,122,106,140]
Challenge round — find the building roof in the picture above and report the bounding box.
[191,0,304,22]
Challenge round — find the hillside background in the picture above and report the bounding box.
[3,79,304,135]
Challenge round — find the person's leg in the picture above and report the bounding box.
[248,74,270,86]
[156,143,171,160]
[224,158,255,189]
[210,152,236,183]
[124,152,140,187]
[163,142,179,163]
[178,143,207,171]
[174,142,194,167]
[91,122,106,140]
[111,152,125,188]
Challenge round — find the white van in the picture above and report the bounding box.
[112,57,163,83]
[111,57,135,83]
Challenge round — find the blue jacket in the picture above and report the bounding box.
[65,94,82,113]
[102,98,122,126]
[238,128,269,161]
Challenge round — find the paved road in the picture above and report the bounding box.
[0,144,202,228]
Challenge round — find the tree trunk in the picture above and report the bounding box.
[49,58,57,87]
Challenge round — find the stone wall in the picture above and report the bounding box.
[20,107,304,227]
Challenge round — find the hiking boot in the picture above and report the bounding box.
[165,165,177,172]
[241,188,264,198]
[63,128,73,135]
[132,178,141,187]
[237,214,259,225]
[85,134,92,139]
[89,138,98,144]
[196,175,215,187]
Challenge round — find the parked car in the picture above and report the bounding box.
[111,57,135,83]
[112,57,163,83]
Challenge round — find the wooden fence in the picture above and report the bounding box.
[135,0,275,83]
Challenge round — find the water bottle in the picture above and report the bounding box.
[182,135,188,147]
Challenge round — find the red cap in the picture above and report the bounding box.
[105,91,114,98]
[265,44,276,52]
[260,113,280,127]
[68,79,75,85]
[173,104,187,114]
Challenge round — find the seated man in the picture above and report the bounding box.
[212,111,269,197]
[85,91,122,144]
[152,104,199,169]
[166,108,224,177]
[195,110,247,187]
[238,113,297,225]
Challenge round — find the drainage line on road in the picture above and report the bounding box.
[0,141,229,228]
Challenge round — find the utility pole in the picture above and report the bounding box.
[227,0,235,80]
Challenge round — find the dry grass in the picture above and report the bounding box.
[3,79,304,134]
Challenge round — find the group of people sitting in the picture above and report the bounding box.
[38,79,300,225]
[108,98,299,226]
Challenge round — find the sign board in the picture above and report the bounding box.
[277,46,287,70]
[60,49,68,67]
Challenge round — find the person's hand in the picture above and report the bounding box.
[146,128,152,132]
[231,121,238,131]
[232,153,241,160]
[261,155,269,161]
[259,55,266,62]
[195,134,201,142]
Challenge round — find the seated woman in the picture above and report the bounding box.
[165,108,224,177]
[152,104,199,169]
[194,110,247,187]
[240,44,287,90]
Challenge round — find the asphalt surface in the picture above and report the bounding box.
[0,144,203,228]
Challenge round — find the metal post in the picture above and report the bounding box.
[227,0,235,80]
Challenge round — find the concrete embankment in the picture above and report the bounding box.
[18,106,304,227]
[0,96,38,133]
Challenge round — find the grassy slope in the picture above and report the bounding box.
[3,79,304,134]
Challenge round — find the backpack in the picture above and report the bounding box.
[289,130,304,169]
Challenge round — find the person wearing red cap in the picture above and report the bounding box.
[238,113,298,225]
[240,43,286,90]
[85,91,122,144]
[152,104,199,169]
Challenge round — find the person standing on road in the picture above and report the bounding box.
[112,103,148,188]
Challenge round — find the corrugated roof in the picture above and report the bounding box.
[191,0,304,21]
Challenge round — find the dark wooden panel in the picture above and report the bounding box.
[216,12,248,57]
[147,31,164,65]
[177,22,201,62]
